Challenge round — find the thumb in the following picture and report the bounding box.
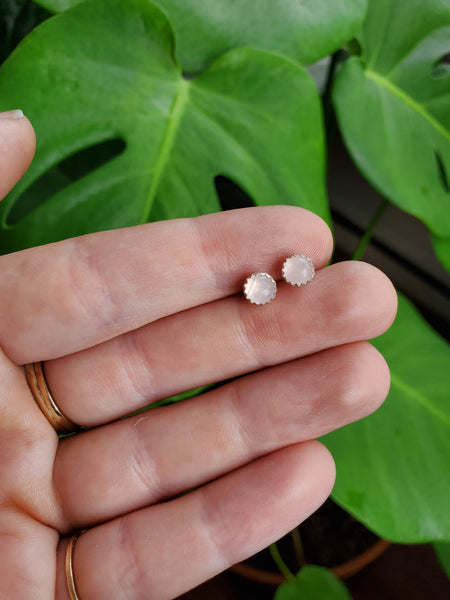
[0,110,36,200]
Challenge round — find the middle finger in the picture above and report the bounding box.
[46,260,396,426]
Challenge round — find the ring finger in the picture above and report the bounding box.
[54,340,389,529]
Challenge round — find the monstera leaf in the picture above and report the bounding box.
[31,0,368,72]
[274,566,351,600]
[333,0,450,258]
[0,0,330,252]
[324,294,450,543]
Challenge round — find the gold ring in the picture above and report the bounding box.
[24,362,79,434]
[66,530,87,600]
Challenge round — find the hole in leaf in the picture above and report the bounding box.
[7,137,126,225]
[346,38,362,57]
[434,150,449,193]
[431,52,450,79]
[182,71,198,81]
[214,176,255,211]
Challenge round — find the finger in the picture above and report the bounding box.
[0,110,36,200]
[56,441,335,600]
[0,205,332,364]
[53,341,387,529]
[48,260,397,426]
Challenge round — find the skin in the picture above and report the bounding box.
[0,113,397,600]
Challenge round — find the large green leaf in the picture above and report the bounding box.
[323,294,450,543]
[274,566,351,600]
[0,0,329,252]
[333,0,450,243]
[31,0,368,70]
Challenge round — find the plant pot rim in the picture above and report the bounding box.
[230,538,391,586]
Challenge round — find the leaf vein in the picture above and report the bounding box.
[139,78,190,224]
[390,373,450,425]
[365,69,450,141]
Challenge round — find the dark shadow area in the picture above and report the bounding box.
[0,0,51,65]
[435,150,449,193]
[7,138,126,224]
[214,176,255,211]
[431,52,450,79]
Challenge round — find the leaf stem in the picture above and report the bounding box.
[352,198,389,260]
[323,50,343,142]
[323,51,341,107]
[269,543,295,581]
[290,527,306,568]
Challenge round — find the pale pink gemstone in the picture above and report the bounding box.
[282,255,315,286]
[244,273,277,305]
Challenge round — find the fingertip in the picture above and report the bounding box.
[320,341,391,424]
[269,205,334,269]
[197,205,334,287]
[20,114,37,157]
[357,341,391,414]
[359,261,398,332]
[326,260,398,341]
[306,209,334,269]
[301,439,337,498]
[0,111,36,200]
[276,440,336,515]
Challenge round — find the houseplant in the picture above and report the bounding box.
[0,0,449,597]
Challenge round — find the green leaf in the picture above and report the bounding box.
[333,0,450,240]
[432,235,450,273]
[35,0,67,9]
[31,0,368,70]
[323,294,450,543]
[434,542,450,579]
[274,566,351,600]
[0,0,329,252]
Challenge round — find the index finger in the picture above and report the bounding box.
[0,206,332,364]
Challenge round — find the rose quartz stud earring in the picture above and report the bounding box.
[243,273,277,305]
[282,254,315,286]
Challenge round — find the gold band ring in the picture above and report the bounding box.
[66,530,87,600]
[24,362,79,434]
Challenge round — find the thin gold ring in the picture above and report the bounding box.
[24,362,79,435]
[66,530,87,600]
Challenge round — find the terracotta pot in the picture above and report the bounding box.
[230,538,391,586]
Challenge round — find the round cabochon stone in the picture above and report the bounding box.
[282,254,315,286]
[244,272,277,305]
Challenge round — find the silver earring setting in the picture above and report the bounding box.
[243,255,315,304]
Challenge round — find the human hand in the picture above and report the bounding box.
[0,112,397,599]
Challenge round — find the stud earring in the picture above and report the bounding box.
[243,273,277,305]
[282,254,315,286]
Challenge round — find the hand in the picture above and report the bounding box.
[0,112,397,600]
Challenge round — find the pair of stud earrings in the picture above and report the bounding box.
[243,254,315,305]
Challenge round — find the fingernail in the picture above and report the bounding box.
[0,109,24,119]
